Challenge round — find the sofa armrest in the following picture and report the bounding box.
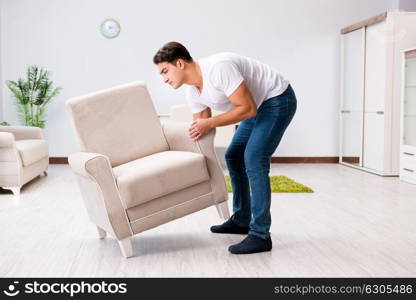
[0,132,22,187]
[161,122,215,152]
[0,126,43,140]
[162,122,228,204]
[68,152,105,177]
[0,132,16,148]
[68,152,132,240]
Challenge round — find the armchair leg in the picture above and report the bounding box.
[96,226,107,239]
[43,171,48,176]
[118,237,133,258]
[215,201,230,220]
[3,187,21,196]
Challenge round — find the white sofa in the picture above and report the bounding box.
[0,126,49,195]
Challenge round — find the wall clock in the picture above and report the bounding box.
[100,18,121,39]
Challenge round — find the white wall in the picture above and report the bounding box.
[1,0,398,157]
[398,0,416,11]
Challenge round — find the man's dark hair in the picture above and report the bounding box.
[153,41,193,65]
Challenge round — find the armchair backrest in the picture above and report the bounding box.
[66,81,169,167]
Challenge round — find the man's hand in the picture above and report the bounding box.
[189,118,213,141]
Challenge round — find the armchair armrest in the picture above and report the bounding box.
[68,152,132,240]
[68,152,107,177]
[0,132,16,148]
[161,122,214,153]
[162,122,228,204]
[0,126,43,140]
[0,132,21,187]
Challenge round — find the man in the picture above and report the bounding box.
[153,42,297,254]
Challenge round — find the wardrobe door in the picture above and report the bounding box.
[363,21,388,172]
[400,50,416,183]
[340,28,365,166]
[403,51,416,147]
[363,112,386,171]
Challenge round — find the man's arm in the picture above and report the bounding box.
[188,81,257,141]
[207,81,257,128]
[193,107,212,121]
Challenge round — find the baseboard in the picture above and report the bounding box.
[50,157,339,164]
[271,157,339,163]
[49,157,68,164]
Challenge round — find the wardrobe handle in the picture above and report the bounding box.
[403,152,415,156]
[403,168,414,173]
[341,110,351,113]
[376,111,384,115]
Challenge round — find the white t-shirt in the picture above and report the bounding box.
[185,52,289,113]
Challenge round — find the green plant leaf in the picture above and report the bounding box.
[6,65,62,128]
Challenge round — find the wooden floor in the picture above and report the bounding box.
[1,163,415,277]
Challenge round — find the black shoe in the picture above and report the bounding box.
[228,234,272,254]
[210,218,249,234]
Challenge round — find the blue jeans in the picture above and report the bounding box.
[225,85,297,239]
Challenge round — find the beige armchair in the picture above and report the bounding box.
[169,104,236,148]
[66,81,229,258]
[0,126,49,195]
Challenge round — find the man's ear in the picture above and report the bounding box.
[176,59,185,70]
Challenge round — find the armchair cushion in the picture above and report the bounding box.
[113,150,210,208]
[15,139,48,167]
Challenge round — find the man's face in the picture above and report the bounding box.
[157,60,185,89]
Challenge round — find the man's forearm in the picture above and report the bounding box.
[208,107,255,128]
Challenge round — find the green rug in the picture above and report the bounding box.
[225,175,313,193]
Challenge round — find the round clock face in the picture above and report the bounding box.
[100,18,121,39]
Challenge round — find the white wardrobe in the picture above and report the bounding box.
[400,48,416,184]
[339,12,416,176]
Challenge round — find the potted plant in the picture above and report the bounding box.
[5,65,62,128]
